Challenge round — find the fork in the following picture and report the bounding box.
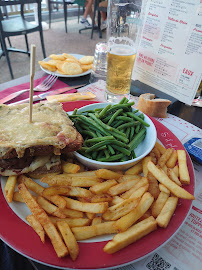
[0,74,58,104]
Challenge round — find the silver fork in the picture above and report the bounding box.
[0,74,58,104]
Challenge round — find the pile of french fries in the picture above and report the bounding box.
[4,142,195,260]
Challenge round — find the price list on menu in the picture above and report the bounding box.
[132,0,202,105]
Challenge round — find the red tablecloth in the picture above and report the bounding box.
[0,76,76,104]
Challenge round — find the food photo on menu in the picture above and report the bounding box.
[0,0,201,270]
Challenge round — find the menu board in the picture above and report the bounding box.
[132,0,202,105]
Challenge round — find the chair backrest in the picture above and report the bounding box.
[0,1,42,23]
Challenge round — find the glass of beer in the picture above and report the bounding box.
[105,0,143,102]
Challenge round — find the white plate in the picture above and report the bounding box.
[40,53,92,78]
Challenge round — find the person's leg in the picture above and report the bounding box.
[80,0,94,27]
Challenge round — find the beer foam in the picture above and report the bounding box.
[110,44,136,56]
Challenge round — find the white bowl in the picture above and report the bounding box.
[74,103,157,171]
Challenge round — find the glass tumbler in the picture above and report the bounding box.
[89,42,108,84]
[105,0,143,102]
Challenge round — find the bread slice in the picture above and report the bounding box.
[137,93,171,118]
[0,102,83,160]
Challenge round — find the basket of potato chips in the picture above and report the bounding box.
[39,53,94,76]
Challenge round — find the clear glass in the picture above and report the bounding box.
[105,0,143,102]
[89,42,108,84]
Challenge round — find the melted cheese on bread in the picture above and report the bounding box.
[0,102,77,158]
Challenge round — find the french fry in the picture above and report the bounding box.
[42,186,70,196]
[79,194,112,203]
[18,175,44,195]
[72,221,117,240]
[173,165,179,177]
[125,161,143,175]
[155,142,166,155]
[41,174,102,187]
[115,192,154,232]
[177,150,190,185]
[108,178,141,196]
[57,221,79,261]
[13,191,25,202]
[95,169,122,180]
[147,172,160,199]
[62,162,80,174]
[91,216,102,225]
[18,183,68,258]
[156,197,178,228]
[63,197,108,214]
[4,175,17,203]
[19,175,66,209]
[60,208,84,218]
[129,184,149,199]
[43,186,92,198]
[137,209,152,222]
[86,212,96,219]
[50,216,90,227]
[147,161,194,200]
[117,174,141,183]
[151,147,161,161]
[158,148,173,168]
[103,216,157,254]
[90,180,117,195]
[120,177,148,199]
[158,184,170,194]
[26,215,45,243]
[37,196,66,218]
[142,156,152,177]
[167,168,182,186]
[151,191,170,218]
[110,196,124,206]
[102,197,140,221]
[166,150,178,168]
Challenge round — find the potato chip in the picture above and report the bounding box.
[38,61,57,72]
[62,53,79,62]
[80,64,93,71]
[49,54,66,61]
[62,62,83,75]
[79,56,94,65]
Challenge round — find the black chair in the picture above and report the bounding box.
[91,0,107,39]
[0,0,46,79]
[48,0,84,33]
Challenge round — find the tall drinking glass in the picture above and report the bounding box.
[105,0,143,102]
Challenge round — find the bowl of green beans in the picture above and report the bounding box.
[69,98,157,171]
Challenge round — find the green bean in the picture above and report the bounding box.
[111,120,124,128]
[126,112,150,127]
[97,153,125,162]
[104,150,110,158]
[125,127,131,138]
[107,109,123,126]
[85,136,114,144]
[128,128,146,151]
[108,145,115,155]
[72,108,78,115]
[135,124,141,133]
[105,102,135,115]
[117,121,139,130]
[112,145,131,156]
[129,126,135,141]
[82,130,97,138]
[119,97,128,104]
[116,116,134,122]
[99,104,112,118]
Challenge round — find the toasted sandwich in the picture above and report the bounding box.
[0,102,83,176]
